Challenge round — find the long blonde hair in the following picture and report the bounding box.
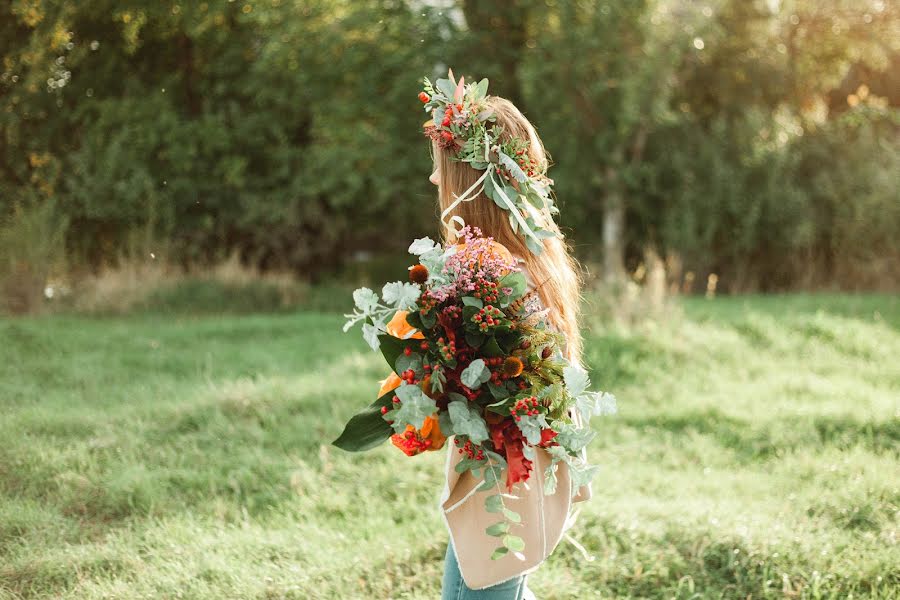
[432,96,585,365]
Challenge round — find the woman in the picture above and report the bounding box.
[425,89,592,599]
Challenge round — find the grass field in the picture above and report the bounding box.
[1,293,898,599]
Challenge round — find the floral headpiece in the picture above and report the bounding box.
[419,69,559,256]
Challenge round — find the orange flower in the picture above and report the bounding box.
[385,310,424,340]
[378,372,402,398]
[502,356,524,378]
[409,264,429,284]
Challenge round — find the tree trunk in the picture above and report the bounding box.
[602,164,626,283]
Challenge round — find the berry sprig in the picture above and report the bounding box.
[454,436,486,461]
[472,305,504,332]
[436,336,457,362]
[472,278,500,303]
[510,396,540,421]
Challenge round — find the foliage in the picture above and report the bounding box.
[1,294,897,597]
[1,0,898,294]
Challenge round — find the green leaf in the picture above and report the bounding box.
[448,400,489,444]
[473,78,489,101]
[378,335,419,375]
[395,351,422,377]
[361,323,380,351]
[435,78,455,100]
[462,296,483,308]
[498,151,527,182]
[438,409,455,438]
[490,546,509,560]
[464,331,485,348]
[352,288,379,312]
[563,365,590,396]
[485,494,503,513]
[499,272,527,302]
[480,336,503,358]
[486,522,509,537]
[502,507,522,523]
[515,413,548,445]
[420,310,437,330]
[487,381,509,401]
[392,383,436,430]
[331,389,395,452]
[405,310,424,331]
[502,534,525,552]
[382,281,420,310]
[543,462,559,495]
[525,235,544,256]
[460,359,491,389]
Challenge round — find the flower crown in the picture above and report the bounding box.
[419,69,559,256]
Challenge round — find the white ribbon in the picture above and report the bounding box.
[489,169,542,246]
[439,166,490,235]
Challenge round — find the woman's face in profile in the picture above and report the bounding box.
[429,142,440,187]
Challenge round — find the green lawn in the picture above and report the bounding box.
[1,294,898,599]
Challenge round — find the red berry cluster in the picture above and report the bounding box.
[401,369,417,385]
[472,305,503,332]
[436,336,456,361]
[455,437,485,460]
[418,291,439,315]
[396,429,433,454]
[472,278,500,303]
[442,304,462,320]
[510,396,540,421]
[515,148,541,178]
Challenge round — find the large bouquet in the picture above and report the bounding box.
[334,226,616,560]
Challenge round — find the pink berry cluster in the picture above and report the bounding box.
[510,397,540,421]
[455,436,485,460]
[472,305,503,332]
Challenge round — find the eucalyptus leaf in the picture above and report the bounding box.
[392,383,436,431]
[473,78,489,101]
[460,358,490,389]
[502,508,522,524]
[502,534,525,551]
[448,400,489,444]
[498,151,527,182]
[435,78,455,100]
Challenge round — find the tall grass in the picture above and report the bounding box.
[0,294,897,598]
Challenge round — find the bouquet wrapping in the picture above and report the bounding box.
[335,226,616,560]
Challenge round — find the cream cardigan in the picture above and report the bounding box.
[437,256,592,590]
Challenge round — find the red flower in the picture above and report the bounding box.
[489,419,534,491]
[538,428,558,447]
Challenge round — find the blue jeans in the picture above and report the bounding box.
[441,540,534,600]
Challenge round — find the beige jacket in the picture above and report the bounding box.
[437,256,592,590]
